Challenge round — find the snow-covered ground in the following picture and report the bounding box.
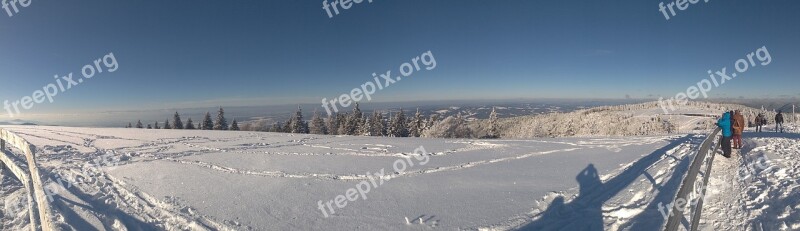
[0,123,794,230]
[0,125,700,230]
[701,123,800,231]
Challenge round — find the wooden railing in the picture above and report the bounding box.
[663,128,722,231]
[0,129,55,231]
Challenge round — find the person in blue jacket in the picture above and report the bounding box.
[716,112,733,158]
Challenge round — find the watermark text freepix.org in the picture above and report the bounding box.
[4,52,119,118]
[317,146,430,218]
[658,0,710,20]
[659,46,771,114]
[322,0,374,18]
[2,0,31,17]
[321,50,436,116]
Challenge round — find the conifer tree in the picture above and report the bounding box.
[409,108,424,137]
[201,112,214,130]
[164,119,171,129]
[371,111,386,136]
[337,112,349,135]
[358,116,371,136]
[390,109,408,137]
[386,111,395,136]
[214,107,228,130]
[271,122,283,133]
[173,112,184,129]
[343,116,357,135]
[426,114,440,131]
[127,122,132,128]
[290,106,308,133]
[154,121,160,129]
[185,118,196,129]
[283,119,292,133]
[350,103,363,134]
[147,124,152,129]
[310,110,327,135]
[326,113,339,135]
[136,120,144,128]
[488,107,499,138]
[230,119,240,131]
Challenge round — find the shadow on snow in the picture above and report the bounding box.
[518,135,695,231]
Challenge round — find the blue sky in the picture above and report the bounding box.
[1,0,799,118]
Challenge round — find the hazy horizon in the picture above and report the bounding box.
[5,97,798,127]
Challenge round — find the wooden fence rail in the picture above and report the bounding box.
[663,128,722,231]
[0,129,56,231]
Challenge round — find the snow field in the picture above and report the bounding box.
[0,125,742,230]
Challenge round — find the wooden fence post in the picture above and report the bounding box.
[1,139,5,170]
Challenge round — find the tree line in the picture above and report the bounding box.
[242,103,500,138]
[248,103,433,137]
[125,107,240,131]
[124,103,502,139]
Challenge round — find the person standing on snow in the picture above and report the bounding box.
[755,113,765,132]
[732,110,745,149]
[775,110,785,133]
[716,112,733,158]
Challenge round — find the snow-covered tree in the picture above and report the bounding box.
[358,116,370,136]
[290,106,309,134]
[389,109,408,137]
[350,103,363,133]
[214,107,228,130]
[154,121,160,129]
[310,110,327,135]
[371,111,386,136]
[336,113,349,135]
[126,123,132,128]
[185,118,196,129]
[202,112,214,130]
[342,116,357,135]
[386,111,395,136]
[163,119,171,129]
[173,112,184,129]
[409,108,424,137]
[230,119,240,131]
[488,107,499,138]
[135,120,143,128]
[423,114,472,138]
[146,124,152,129]
[326,113,339,135]
[426,114,440,131]
[283,119,292,133]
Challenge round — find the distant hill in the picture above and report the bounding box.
[0,120,39,126]
[457,101,772,139]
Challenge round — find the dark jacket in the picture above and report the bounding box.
[776,113,784,123]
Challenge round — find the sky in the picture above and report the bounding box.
[1,0,799,120]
